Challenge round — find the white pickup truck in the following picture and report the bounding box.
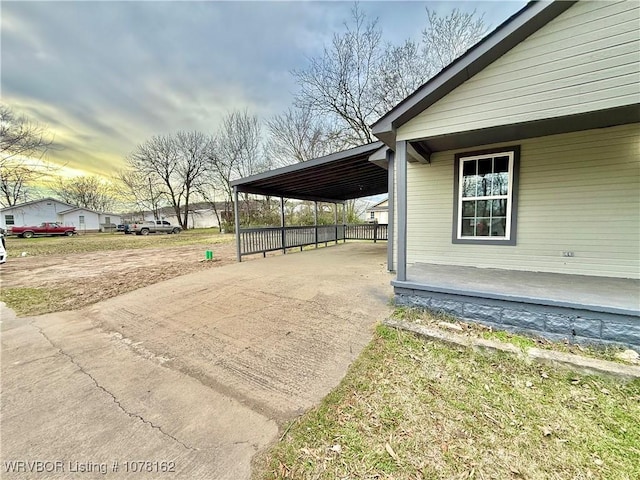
[125,220,182,235]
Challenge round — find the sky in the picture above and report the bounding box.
[1,0,527,180]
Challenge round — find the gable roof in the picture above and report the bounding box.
[368,198,389,210]
[371,0,576,148]
[58,207,120,216]
[0,197,76,212]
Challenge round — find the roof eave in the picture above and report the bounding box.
[230,141,383,188]
[371,0,576,148]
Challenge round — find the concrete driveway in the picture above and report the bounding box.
[1,243,392,479]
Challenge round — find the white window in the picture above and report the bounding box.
[454,147,519,244]
[79,215,85,225]
[370,211,375,219]
[4,215,14,225]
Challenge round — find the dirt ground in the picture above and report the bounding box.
[0,242,239,314]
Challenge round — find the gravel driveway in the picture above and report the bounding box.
[1,243,392,479]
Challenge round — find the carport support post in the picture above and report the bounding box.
[233,186,241,262]
[342,202,346,243]
[314,201,318,248]
[387,149,395,272]
[334,203,338,245]
[280,196,286,255]
[396,140,407,281]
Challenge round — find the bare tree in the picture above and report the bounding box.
[208,110,271,225]
[423,8,489,70]
[0,104,57,206]
[266,107,347,166]
[52,175,119,212]
[292,4,488,143]
[124,131,212,229]
[115,168,164,220]
[292,3,382,145]
[173,130,213,229]
[371,39,433,116]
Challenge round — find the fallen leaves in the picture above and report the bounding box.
[385,441,399,461]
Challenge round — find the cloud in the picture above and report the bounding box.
[1,0,525,178]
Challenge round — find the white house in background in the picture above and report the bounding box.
[0,197,122,232]
[1,197,76,229]
[127,203,222,229]
[57,207,122,232]
[366,198,389,224]
[161,208,220,229]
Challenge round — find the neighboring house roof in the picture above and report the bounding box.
[366,198,389,213]
[58,207,120,216]
[371,0,576,148]
[370,198,388,208]
[0,197,76,212]
[59,207,100,215]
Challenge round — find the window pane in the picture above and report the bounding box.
[461,160,477,197]
[478,158,492,176]
[462,160,476,177]
[492,199,507,216]
[493,172,509,195]
[461,219,475,236]
[462,201,475,218]
[476,200,491,217]
[495,156,509,173]
[475,218,490,236]
[490,217,506,237]
[475,159,490,197]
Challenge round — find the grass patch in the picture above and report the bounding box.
[482,329,538,350]
[4,229,232,257]
[257,325,640,480]
[0,287,71,316]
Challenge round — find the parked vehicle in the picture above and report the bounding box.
[116,224,126,232]
[9,222,76,238]
[125,220,181,235]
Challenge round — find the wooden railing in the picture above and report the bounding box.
[238,223,386,258]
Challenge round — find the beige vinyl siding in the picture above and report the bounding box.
[398,1,640,141]
[406,124,640,278]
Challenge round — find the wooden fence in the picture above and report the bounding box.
[238,223,387,258]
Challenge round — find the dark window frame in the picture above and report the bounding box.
[452,145,520,246]
[4,214,15,225]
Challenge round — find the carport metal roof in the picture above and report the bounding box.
[230,141,387,203]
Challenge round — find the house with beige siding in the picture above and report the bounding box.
[371,0,639,348]
[366,199,389,224]
[231,0,639,350]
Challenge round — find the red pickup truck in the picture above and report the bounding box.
[9,222,76,238]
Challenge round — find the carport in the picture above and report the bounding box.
[230,141,396,270]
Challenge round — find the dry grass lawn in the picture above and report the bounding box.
[257,325,640,480]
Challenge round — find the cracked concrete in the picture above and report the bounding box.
[1,243,393,479]
[33,324,198,452]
